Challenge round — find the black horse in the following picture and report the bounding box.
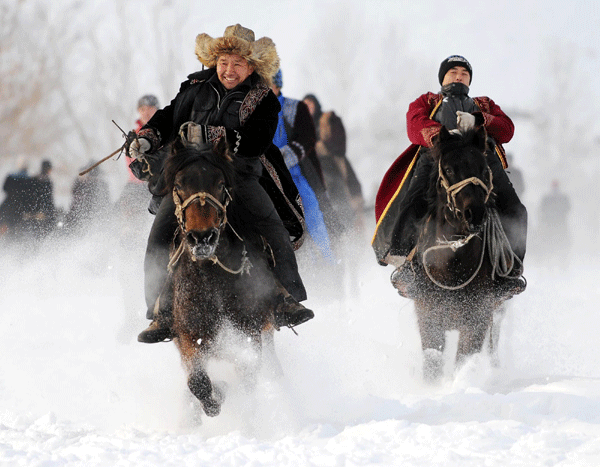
[402,126,523,381]
[161,138,282,417]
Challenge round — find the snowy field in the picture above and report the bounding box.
[1,224,599,467]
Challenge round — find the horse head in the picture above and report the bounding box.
[430,126,493,232]
[165,138,235,260]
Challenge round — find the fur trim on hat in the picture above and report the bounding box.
[195,24,280,84]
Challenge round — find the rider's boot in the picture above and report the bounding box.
[496,275,527,300]
[390,257,416,299]
[273,283,314,329]
[138,288,175,344]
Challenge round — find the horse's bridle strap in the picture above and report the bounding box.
[173,190,229,229]
[438,162,493,209]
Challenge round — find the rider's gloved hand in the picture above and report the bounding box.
[129,137,151,160]
[179,122,207,145]
[456,111,475,133]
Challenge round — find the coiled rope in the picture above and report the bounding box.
[422,207,523,290]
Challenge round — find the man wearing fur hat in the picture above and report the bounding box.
[372,55,527,298]
[128,24,313,343]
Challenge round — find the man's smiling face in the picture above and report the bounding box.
[216,54,254,90]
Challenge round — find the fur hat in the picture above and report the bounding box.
[438,55,472,85]
[195,24,280,83]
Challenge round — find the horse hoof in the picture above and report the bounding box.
[213,381,227,404]
[202,399,221,417]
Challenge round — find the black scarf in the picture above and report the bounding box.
[434,82,478,130]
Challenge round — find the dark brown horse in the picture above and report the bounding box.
[407,126,521,381]
[162,139,281,417]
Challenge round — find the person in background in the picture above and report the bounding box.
[270,69,336,264]
[27,159,56,239]
[303,94,323,139]
[0,158,31,239]
[316,110,365,236]
[538,179,571,263]
[136,95,160,132]
[65,165,111,234]
[505,153,525,199]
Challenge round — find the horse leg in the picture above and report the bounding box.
[415,304,445,382]
[237,331,263,394]
[489,304,506,367]
[177,336,223,417]
[262,325,284,378]
[456,316,489,369]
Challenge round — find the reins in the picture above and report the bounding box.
[421,207,524,290]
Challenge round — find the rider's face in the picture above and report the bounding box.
[442,66,471,86]
[217,54,254,90]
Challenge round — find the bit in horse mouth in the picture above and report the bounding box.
[191,242,217,259]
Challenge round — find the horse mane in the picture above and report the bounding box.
[430,127,486,162]
[157,138,237,197]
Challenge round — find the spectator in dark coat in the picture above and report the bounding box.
[0,161,31,238]
[316,110,365,236]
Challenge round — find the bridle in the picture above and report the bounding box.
[172,187,231,233]
[169,185,252,275]
[438,160,493,217]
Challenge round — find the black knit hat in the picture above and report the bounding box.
[438,55,472,85]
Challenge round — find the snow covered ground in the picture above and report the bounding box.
[1,224,599,466]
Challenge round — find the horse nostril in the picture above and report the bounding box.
[187,231,200,246]
[186,229,218,247]
[464,206,485,227]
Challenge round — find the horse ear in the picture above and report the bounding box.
[473,126,488,153]
[215,137,233,162]
[438,126,452,141]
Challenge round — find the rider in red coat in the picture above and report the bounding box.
[372,55,527,297]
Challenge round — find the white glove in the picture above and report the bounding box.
[129,137,151,160]
[456,111,476,133]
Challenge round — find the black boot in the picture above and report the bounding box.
[274,294,314,329]
[495,275,527,300]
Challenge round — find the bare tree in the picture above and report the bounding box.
[0,2,66,162]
